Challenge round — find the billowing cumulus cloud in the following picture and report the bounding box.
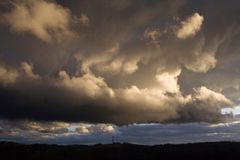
[75,44,153,75]
[175,12,204,39]
[74,45,120,74]
[0,0,238,129]
[56,71,114,98]
[2,0,76,42]
[0,61,42,86]
[182,39,218,72]
[195,86,231,104]
[155,69,181,93]
[0,65,18,85]
[178,86,232,123]
[21,62,40,80]
[184,53,217,72]
[0,65,232,125]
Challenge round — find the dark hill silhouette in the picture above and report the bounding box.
[0,141,239,160]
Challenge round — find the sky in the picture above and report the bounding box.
[0,0,240,145]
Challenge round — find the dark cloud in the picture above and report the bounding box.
[0,0,239,127]
[0,76,231,125]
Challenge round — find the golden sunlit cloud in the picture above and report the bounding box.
[0,0,236,127]
[175,12,204,39]
[3,0,77,42]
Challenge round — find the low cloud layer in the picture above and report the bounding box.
[1,120,240,145]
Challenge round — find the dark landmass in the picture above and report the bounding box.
[0,141,240,160]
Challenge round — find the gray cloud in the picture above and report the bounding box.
[21,62,40,80]
[1,120,240,145]
[175,12,204,39]
[2,0,78,43]
[0,65,18,85]
[0,66,232,125]
[0,0,239,127]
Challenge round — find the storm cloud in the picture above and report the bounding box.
[0,0,239,128]
[2,0,78,43]
[0,68,231,125]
